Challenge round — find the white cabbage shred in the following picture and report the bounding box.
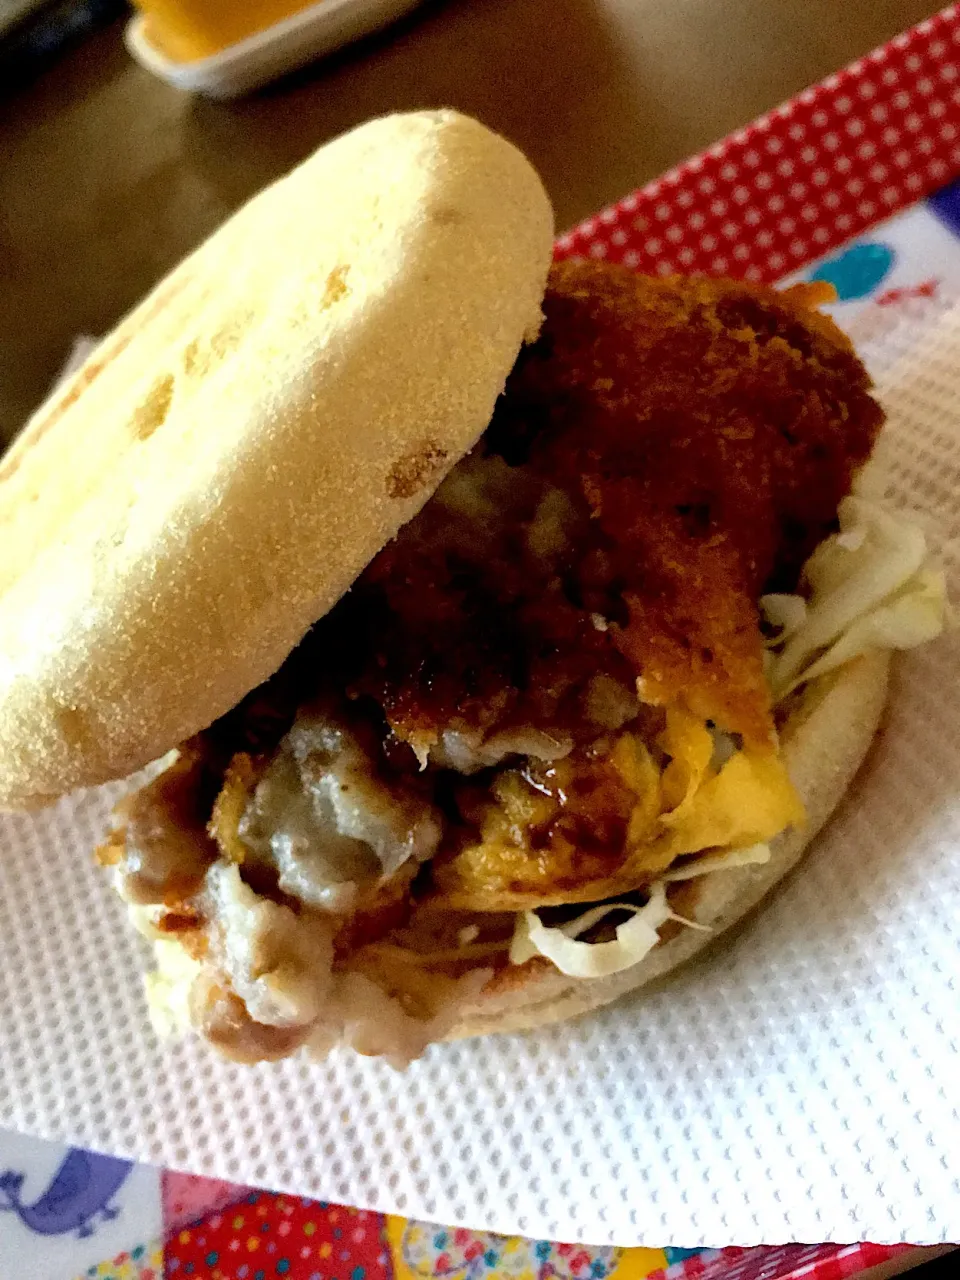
[660,842,772,881]
[515,495,948,978]
[510,882,708,978]
[763,495,948,698]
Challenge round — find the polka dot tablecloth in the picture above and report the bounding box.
[555,5,960,280]
[72,1179,919,1280]
[162,1194,387,1280]
[4,7,960,1279]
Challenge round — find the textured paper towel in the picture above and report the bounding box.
[0,301,958,1249]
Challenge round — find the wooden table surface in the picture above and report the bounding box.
[0,0,941,443]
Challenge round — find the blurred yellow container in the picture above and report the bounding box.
[125,0,423,96]
[131,0,318,61]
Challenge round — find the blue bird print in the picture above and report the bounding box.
[0,1148,132,1238]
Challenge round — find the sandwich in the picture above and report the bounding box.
[0,111,946,1066]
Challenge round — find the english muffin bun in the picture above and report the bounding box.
[0,110,554,809]
[450,650,890,1038]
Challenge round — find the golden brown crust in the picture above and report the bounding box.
[0,111,553,809]
[486,263,884,750]
[447,651,890,1038]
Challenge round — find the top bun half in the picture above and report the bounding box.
[0,110,554,808]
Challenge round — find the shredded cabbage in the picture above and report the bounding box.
[661,842,771,881]
[763,496,948,698]
[761,593,807,643]
[510,882,709,978]
[786,566,946,691]
[507,497,949,980]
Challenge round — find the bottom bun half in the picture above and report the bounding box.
[448,650,890,1040]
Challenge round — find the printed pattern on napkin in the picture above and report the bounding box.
[162,1171,252,1236]
[779,180,960,330]
[0,1128,162,1280]
[75,1242,164,1280]
[163,1193,392,1279]
[76,1182,912,1280]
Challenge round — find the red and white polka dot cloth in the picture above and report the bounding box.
[556,5,960,282]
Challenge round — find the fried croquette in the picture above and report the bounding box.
[343,262,883,755]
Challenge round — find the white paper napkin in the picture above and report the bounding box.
[0,299,957,1248]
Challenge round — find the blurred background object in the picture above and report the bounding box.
[0,0,944,444]
[132,0,342,60]
[0,0,48,34]
[124,0,426,97]
[0,0,124,88]
[124,0,427,97]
